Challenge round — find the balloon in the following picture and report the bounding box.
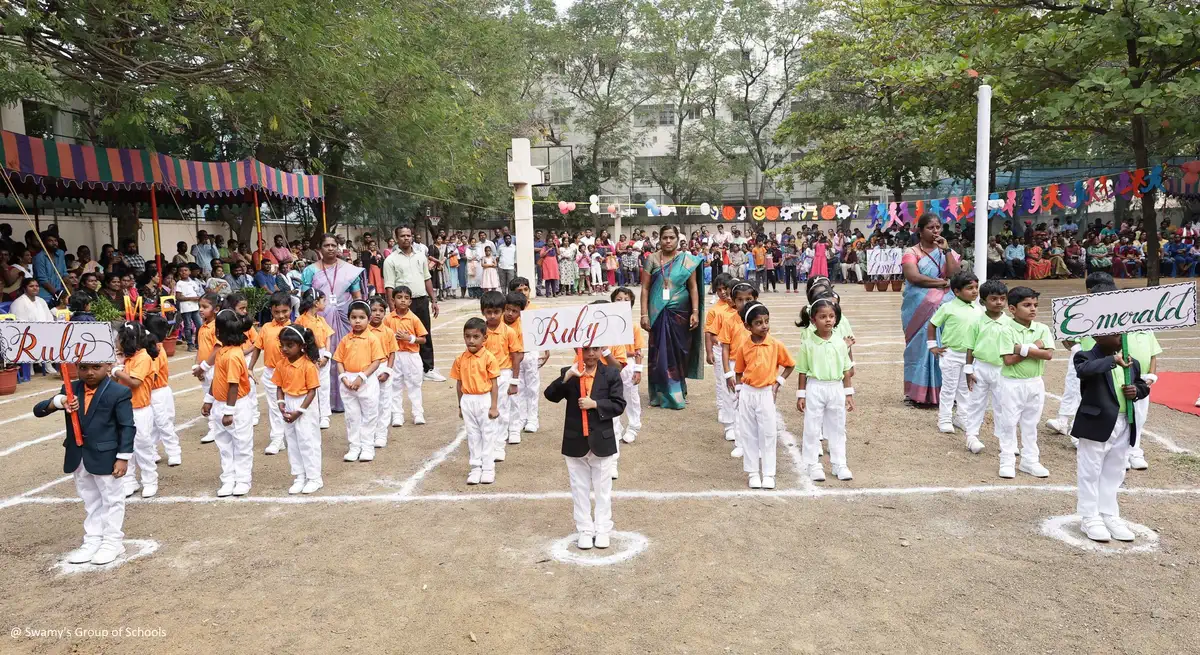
[557,200,568,213]
[589,194,599,203]
[700,202,711,216]
[566,202,576,212]
[661,205,674,216]
[645,199,657,216]
[607,203,620,215]
[590,203,601,214]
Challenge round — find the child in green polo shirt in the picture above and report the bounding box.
[996,287,1055,480]
[962,279,1009,455]
[927,271,983,435]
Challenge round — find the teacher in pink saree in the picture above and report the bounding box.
[901,213,960,406]
[301,233,364,412]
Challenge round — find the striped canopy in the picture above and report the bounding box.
[0,130,324,204]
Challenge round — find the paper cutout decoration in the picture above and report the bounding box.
[1115,171,1134,199]
[867,203,881,228]
[1044,184,1065,212]
[766,206,779,221]
[737,206,747,221]
[780,205,793,221]
[836,204,852,219]
[959,195,975,223]
[929,199,942,218]
[1070,181,1085,209]
[987,192,1006,221]
[722,205,736,221]
[1129,169,1146,198]
[819,204,835,220]
[1062,183,1078,209]
[947,197,960,221]
[898,201,913,224]
[1183,162,1200,186]
[1004,190,1017,216]
[699,202,711,216]
[1140,166,1165,195]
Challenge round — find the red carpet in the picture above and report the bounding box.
[1149,372,1200,417]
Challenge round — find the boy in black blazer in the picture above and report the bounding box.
[34,362,136,565]
[1072,333,1150,543]
[544,346,626,551]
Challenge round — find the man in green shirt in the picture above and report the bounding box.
[927,271,983,434]
[962,279,1011,455]
[995,287,1054,480]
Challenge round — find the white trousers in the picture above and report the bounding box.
[342,374,380,453]
[262,368,285,444]
[713,344,736,433]
[1131,396,1149,459]
[1076,415,1131,518]
[962,360,1002,440]
[203,367,217,440]
[737,385,778,476]
[514,352,540,431]
[128,405,157,487]
[802,380,847,467]
[937,349,969,426]
[996,376,1045,467]
[150,387,180,459]
[565,452,614,536]
[590,266,603,286]
[375,369,393,441]
[1058,344,1083,421]
[491,371,515,454]
[616,365,643,438]
[282,393,322,482]
[461,393,496,472]
[74,461,126,547]
[391,351,425,424]
[318,356,332,421]
[213,398,254,485]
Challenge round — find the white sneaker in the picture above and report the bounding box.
[140,484,157,499]
[611,466,619,480]
[998,464,1016,479]
[1103,515,1136,542]
[423,370,447,382]
[66,543,100,564]
[167,455,182,467]
[1046,417,1070,435]
[344,447,361,462]
[264,439,283,455]
[938,422,955,434]
[577,533,593,550]
[288,477,305,495]
[952,416,966,431]
[1081,516,1111,542]
[320,417,330,430]
[358,448,375,462]
[724,429,736,442]
[481,470,496,484]
[748,473,762,489]
[621,431,636,444]
[1071,436,1079,448]
[231,482,251,496]
[153,454,162,463]
[966,437,985,454]
[467,468,482,485]
[301,479,323,494]
[808,464,826,482]
[730,446,744,458]
[1128,456,1149,471]
[123,480,141,497]
[200,433,215,444]
[374,437,388,448]
[216,482,235,497]
[594,533,610,549]
[494,449,506,462]
[414,416,426,425]
[1019,461,1050,478]
[524,422,538,433]
[90,542,125,565]
[507,432,521,445]
[253,415,260,426]
[392,419,404,427]
[761,476,776,489]
[832,465,853,481]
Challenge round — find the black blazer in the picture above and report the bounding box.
[544,364,626,458]
[34,378,136,475]
[1071,346,1150,445]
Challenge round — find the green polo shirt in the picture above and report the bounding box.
[1079,331,1160,371]
[805,314,854,344]
[1000,320,1055,379]
[930,297,983,352]
[967,313,1013,366]
[798,333,853,382]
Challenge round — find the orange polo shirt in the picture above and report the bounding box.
[733,334,795,388]
[717,311,750,347]
[483,321,523,370]
[211,345,251,402]
[295,313,332,351]
[149,348,170,390]
[369,323,398,360]
[242,326,259,355]
[272,356,320,397]
[124,350,154,409]
[258,320,291,369]
[705,301,736,336]
[197,321,217,362]
[333,329,385,373]
[386,312,427,354]
[450,347,500,395]
[752,247,766,267]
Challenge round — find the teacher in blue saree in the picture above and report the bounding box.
[640,224,705,409]
[901,213,961,406]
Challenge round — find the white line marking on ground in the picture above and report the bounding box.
[548,531,649,567]
[0,409,208,460]
[0,475,72,510]
[1040,515,1160,555]
[52,539,161,575]
[1045,390,1190,454]
[395,426,467,497]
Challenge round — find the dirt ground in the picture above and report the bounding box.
[2,278,1199,654]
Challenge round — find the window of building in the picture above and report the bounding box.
[680,104,701,121]
[600,159,621,180]
[550,109,568,126]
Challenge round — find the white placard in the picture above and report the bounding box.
[0,321,117,364]
[866,248,902,276]
[1051,283,1197,340]
[521,303,634,351]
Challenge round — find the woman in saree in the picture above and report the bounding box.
[901,213,960,406]
[1025,237,1052,280]
[301,233,364,412]
[1046,238,1070,278]
[1065,238,1086,278]
[640,224,705,410]
[1087,236,1112,275]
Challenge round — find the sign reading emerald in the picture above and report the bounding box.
[1051,282,1198,340]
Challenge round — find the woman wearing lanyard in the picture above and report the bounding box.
[301,233,364,412]
[639,224,705,409]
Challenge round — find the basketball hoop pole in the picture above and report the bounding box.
[508,139,540,297]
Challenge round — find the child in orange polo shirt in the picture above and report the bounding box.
[296,290,334,429]
[334,299,386,463]
[733,301,795,490]
[260,291,294,456]
[718,281,758,458]
[611,287,645,445]
[450,317,500,485]
[705,274,738,444]
[368,295,398,448]
[508,277,547,435]
[274,325,323,494]
[202,309,255,497]
[386,286,427,427]
[112,321,160,498]
[192,292,221,444]
[144,314,181,467]
[480,290,523,462]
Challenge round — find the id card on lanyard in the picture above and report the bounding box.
[661,254,677,301]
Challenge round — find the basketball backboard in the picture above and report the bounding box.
[507,144,573,187]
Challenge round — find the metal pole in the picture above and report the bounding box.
[150,187,162,280]
[973,84,992,282]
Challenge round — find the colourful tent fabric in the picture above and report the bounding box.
[0,130,323,203]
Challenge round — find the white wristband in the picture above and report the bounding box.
[734,384,745,394]
[1070,344,1082,354]
[292,406,306,414]
[723,369,735,379]
[53,394,67,409]
[319,349,331,359]
[796,389,806,399]
[776,375,786,386]
[926,340,938,351]
[199,361,212,373]
[204,394,215,404]
[962,365,975,375]
[508,378,519,388]
[1020,343,1031,358]
[221,405,236,417]
[1144,373,1158,384]
[408,334,417,344]
[602,348,612,358]
[628,364,642,373]
[843,387,855,396]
